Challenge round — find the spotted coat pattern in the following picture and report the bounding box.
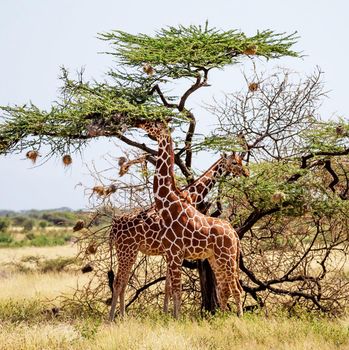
[109,147,247,320]
[132,120,244,319]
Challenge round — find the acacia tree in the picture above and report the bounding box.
[3,23,348,315]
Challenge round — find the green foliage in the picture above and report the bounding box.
[0,68,181,155]
[0,209,101,248]
[0,24,298,157]
[0,232,13,245]
[75,318,101,340]
[0,217,10,232]
[196,135,243,153]
[100,23,299,79]
[226,161,308,211]
[22,219,34,232]
[303,119,349,153]
[38,256,76,273]
[38,221,48,229]
[0,299,45,323]
[28,234,71,247]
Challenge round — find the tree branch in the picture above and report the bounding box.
[116,132,157,156]
[125,276,166,310]
[151,84,178,108]
[184,111,196,170]
[324,159,339,192]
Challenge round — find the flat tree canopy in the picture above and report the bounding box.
[0,23,298,158]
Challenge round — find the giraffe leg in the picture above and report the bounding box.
[163,269,171,313]
[109,248,138,321]
[224,255,243,317]
[166,253,183,319]
[219,281,231,312]
[208,256,226,311]
[109,272,120,321]
[230,277,243,317]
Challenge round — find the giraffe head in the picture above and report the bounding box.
[132,119,169,141]
[224,152,249,177]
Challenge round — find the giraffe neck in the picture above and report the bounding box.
[185,158,227,206]
[154,131,182,209]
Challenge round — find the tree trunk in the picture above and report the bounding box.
[198,259,219,314]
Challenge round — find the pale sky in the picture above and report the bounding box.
[0,0,348,210]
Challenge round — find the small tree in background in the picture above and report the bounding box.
[0,217,10,233]
[1,23,348,316]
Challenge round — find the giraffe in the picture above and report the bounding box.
[108,151,248,320]
[133,119,244,318]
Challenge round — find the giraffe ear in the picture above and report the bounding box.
[225,153,235,166]
[234,153,243,165]
[147,134,157,141]
[239,151,247,160]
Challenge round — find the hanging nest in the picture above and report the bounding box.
[248,82,259,92]
[81,264,94,273]
[143,63,155,76]
[62,154,72,166]
[118,157,127,167]
[336,125,345,136]
[243,45,258,55]
[271,191,287,204]
[92,186,106,197]
[105,184,117,195]
[86,243,98,255]
[92,184,116,197]
[73,220,85,232]
[26,150,39,164]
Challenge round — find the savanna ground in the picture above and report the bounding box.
[0,242,349,350]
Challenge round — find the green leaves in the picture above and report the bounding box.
[100,24,299,79]
[0,69,181,155]
[303,119,349,154]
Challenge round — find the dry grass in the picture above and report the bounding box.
[0,315,348,350]
[93,316,349,350]
[0,244,77,265]
[0,272,89,300]
[0,245,348,350]
[0,244,86,299]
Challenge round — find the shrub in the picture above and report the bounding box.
[0,217,10,232]
[22,219,34,232]
[38,257,77,273]
[38,221,48,229]
[0,232,13,245]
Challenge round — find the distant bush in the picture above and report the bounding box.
[29,234,71,247]
[22,219,34,232]
[41,212,75,226]
[0,231,72,248]
[25,232,35,240]
[38,256,77,273]
[0,232,13,245]
[10,255,78,274]
[11,216,27,226]
[0,299,45,323]
[0,217,10,233]
[38,221,48,229]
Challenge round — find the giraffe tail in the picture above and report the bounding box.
[236,236,243,294]
[107,228,115,294]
